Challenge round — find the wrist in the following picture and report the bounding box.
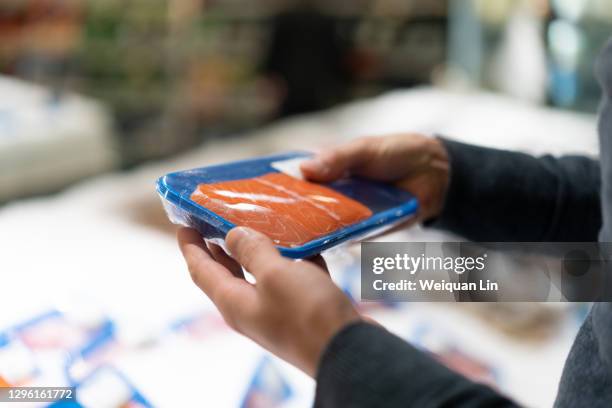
[414,137,450,221]
[428,137,450,217]
[307,304,362,377]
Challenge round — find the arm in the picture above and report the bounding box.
[299,135,601,407]
[431,139,601,242]
[316,322,518,408]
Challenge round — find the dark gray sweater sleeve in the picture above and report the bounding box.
[429,140,601,242]
[315,322,518,407]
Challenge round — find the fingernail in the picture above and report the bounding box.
[229,226,254,241]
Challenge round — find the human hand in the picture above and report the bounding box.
[177,226,361,377]
[300,134,450,221]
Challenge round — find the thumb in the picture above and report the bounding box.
[226,227,289,276]
[300,137,378,182]
[300,155,341,182]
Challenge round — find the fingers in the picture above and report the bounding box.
[226,227,290,277]
[177,228,255,314]
[206,241,244,279]
[300,137,378,182]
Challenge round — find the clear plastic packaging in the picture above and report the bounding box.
[157,152,418,258]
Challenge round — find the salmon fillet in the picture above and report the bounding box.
[191,172,373,247]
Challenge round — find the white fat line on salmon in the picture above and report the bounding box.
[224,202,271,212]
[254,178,342,221]
[307,194,339,203]
[193,191,272,213]
[202,189,298,204]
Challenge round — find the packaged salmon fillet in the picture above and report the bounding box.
[157,152,418,258]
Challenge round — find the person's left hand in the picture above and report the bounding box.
[177,226,362,377]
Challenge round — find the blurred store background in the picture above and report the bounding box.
[0,1,611,407]
[1,0,611,200]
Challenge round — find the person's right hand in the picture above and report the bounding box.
[178,226,361,377]
[300,134,450,221]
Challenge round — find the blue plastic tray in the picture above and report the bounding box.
[157,152,418,258]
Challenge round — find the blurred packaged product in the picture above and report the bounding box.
[241,356,293,408]
[548,0,612,112]
[74,366,152,408]
[448,0,549,103]
[447,0,612,112]
[0,76,117,202]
